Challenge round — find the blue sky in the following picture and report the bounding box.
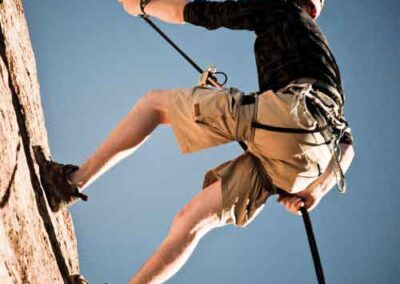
[24,0,400,283]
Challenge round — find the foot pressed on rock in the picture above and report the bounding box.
[33,145,88,212]
[69,274,89,284]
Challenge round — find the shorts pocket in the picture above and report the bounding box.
[192,88,240,139]
[298,132,332,178]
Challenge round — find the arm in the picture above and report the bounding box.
[181,0,262,31]
[119,0,187,24]
[119,0,266,30]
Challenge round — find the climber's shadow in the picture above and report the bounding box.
[0,163,17,208]
[0,142,21,208]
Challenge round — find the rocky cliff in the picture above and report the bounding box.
[0,0,82,283]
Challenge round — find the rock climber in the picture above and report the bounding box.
[36,0,355,283]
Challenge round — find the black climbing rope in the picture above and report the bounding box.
[140,15,228,89]
[277,188,326,284]
[301,207,326,284]
[139,12,326,284]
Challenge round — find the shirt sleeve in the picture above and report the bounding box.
[183,0,267,31]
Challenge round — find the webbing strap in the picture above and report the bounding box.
[240,94,332,135]
[252,122,331,134]
[252,122,330,134]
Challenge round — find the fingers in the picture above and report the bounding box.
[278,195,305,216]
[118,0,141,16]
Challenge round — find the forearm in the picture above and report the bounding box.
[120,0,263,30]
[120,0,187,24]
[319,143,355,196]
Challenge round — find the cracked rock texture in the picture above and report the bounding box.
[0,0,81,283]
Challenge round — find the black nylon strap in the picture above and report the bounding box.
[140,0,151,17]
[239,93,331,134]
[252,122,331,134]
[240,95,256,105]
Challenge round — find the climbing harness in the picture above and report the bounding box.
[137,2,331,283]
[243,82,349,194]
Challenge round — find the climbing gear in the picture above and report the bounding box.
[198,64,228,88]
[33,145,88,213]
[254,152,327,284]
[139,13,349,192]
[248,82,349,193]
[300,206,326,284]
[139,12,227,89]
[139,11,331,284]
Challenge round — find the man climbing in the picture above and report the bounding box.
[35,0,355,283]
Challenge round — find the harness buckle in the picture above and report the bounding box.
[197,64,218,87]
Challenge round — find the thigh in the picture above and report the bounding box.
[202,152,272,228]
[143,88,177,125]
[174,179,228,235]
[168,86,256,154]
[249,87,332,193]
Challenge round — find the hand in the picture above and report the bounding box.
[118,0,141,16]
[278,176,326,216]
[277,194,306,216]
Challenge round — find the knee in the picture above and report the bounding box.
[141,89,171,124]
[142,88,160,102]
[170,204,218,239]
[171,205,195,236]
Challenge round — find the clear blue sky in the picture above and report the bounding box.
[24,0,399,283]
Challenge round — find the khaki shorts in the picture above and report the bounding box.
[169,85,332,227]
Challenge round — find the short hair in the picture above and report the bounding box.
[291,0,325,9]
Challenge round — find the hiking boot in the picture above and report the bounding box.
[69,274,89,284]
[33,145,88,212]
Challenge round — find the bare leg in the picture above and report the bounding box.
[129,180,227,284]
[69,89,173,190]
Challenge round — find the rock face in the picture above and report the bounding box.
[0,1,81,283]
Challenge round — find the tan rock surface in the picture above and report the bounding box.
[0,0,81,283]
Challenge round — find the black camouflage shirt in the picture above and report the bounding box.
[183,0,344,104]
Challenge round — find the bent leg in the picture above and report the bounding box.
[69,89,173,190]
[129,180,227,284]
